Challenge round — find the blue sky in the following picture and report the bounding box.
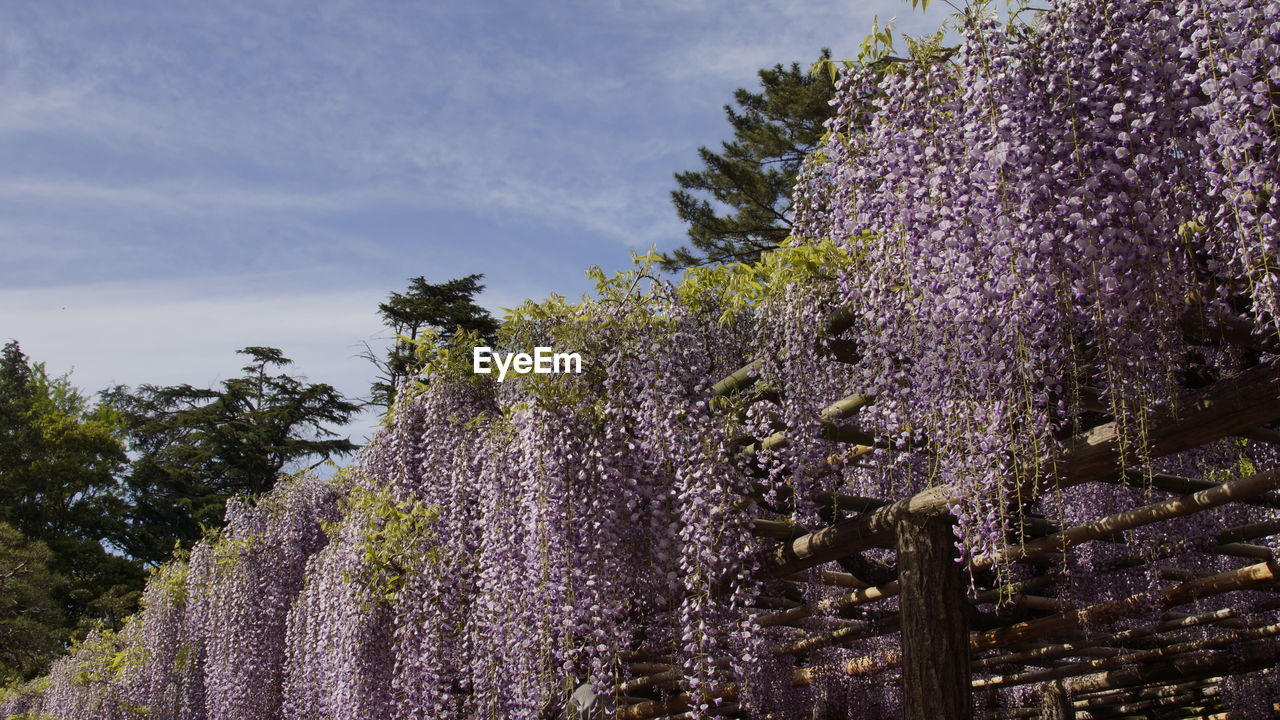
[0,0,939,443]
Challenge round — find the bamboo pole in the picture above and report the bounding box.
[970,560,1280,653]
[1075,691,1222,720]
[760,360,1280,581]
[819,392,873,422]
[770,575,1056,657]
[1111,470,1280,511]
[738,419,879,459]
[1073,686,1221,717]
[822,560,1279,681]
[633,362,1280,720]
[1216,517,1280,544]
[750,486,888,514]
[614,685,737,720]
[1072,679,1218,708]
[711,359,762,398]
[761,471,1278,655]
[971,468,1280,570]
[1060,637,1280,696]
[785,569,869,589]
[771,615,900,655]
[708,305,861,401]
[972,605,1253,672]
[971,622,1280,690]
[756,579,900,628]
[616,669,682,694]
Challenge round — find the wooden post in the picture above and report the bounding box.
[897,512,971,720]
[1036,681,1074,720]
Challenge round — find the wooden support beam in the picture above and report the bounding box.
[1060,637,1280,696]
[972,622,1280,691]
[826,338,859,363]
[812,491,889,513]
[1179,306,1280,353]
[1037,681,1075,720]
[1238,425,1280,445]
[760,361,1280,581]
[1111,470,1280,511]
[823,560,1279,682]
[824,304,859,337]
[711,358,762,398]
[972,467,1280,570]
[751,519,806,539]
[973,605,1259,673]
[970,561,1280,654]
[1216,517,1280,545]
[897,512,971,720]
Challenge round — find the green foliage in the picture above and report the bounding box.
[144,562,187,609]
[497,252,673,410]
[0,341,144,664]
[677,236,863,322]
[371,274,499,406]
[341,485,441,604]
[61,627,130,687]
[661,50,839,270]
[454,241,855,414]
[0,523,66,685]
[106,347,360,565]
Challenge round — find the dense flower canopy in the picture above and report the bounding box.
[4,0,1278,717]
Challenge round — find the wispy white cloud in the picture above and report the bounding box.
[0,0,954,439]
[0,177,385,213]
[1,1,938,257]
[651,0,941,85]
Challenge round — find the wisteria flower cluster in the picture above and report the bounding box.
[3,0,1279,717]
[795,0,1280,567]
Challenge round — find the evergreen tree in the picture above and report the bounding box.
[0,522,66,683]
[107,347,360,564]
[370,274,498,406]
[0,341,142,635]
[661,50,838,270]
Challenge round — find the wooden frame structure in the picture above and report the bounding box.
[609,310,1280,720]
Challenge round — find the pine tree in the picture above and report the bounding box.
[661,50,837,269]
[370,274,498,406]
[107,347,360,564]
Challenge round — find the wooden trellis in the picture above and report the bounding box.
[610,308,1280,720]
